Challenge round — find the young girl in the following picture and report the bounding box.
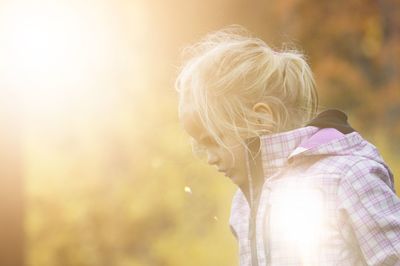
[175,26,400,266]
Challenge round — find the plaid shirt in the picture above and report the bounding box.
[229,126,400,266]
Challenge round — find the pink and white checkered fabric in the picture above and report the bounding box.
[229,126,400,266]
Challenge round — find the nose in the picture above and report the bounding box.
[207,152,219,165]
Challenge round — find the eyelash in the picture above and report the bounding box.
[190,137,216,156]
[201,137,216,146]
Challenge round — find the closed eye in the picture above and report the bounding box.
[199,136,217,146]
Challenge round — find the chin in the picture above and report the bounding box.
[229,174,243,187]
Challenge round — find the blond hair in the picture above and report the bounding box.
[176,25,318,155]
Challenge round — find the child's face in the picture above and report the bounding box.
[181,110,248,187]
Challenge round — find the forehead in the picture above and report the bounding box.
[180,109,208,140]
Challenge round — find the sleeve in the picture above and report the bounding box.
[337,160,400,266]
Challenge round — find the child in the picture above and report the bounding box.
[175,26,400,266]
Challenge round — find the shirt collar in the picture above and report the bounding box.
[259,126,319,176]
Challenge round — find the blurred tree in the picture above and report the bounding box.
[292,0,400,142]
[0,89,24,266]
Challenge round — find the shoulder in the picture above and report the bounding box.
[340,158,394,191]
[285,144,394,200]
[337,158,397,210]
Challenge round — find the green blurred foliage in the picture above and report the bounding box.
[24,0,399,265]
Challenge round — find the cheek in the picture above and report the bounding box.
[220,151,233,167]
[230,146,246,168]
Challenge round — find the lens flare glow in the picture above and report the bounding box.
[269,187,324,264]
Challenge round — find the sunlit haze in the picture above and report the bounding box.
[0,0,397,265]
[0,0,120,118]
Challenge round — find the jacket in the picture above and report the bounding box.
[229,110,400,265]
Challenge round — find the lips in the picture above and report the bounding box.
[218,168,231,177]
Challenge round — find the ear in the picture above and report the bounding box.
[252,102,273,117]
[251,102,275,129]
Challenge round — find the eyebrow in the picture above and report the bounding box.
[198,135,220,146]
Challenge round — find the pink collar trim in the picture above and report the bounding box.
[288,128,345,158]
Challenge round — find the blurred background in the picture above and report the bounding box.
[0,0,398,265]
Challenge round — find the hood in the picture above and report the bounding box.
[242,109,395,204]
[287,109,395,190]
